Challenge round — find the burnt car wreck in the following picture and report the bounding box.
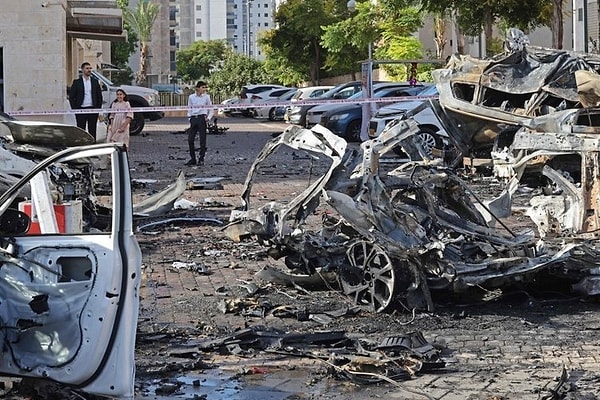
[224,118,600,313]
[432,28,600,164]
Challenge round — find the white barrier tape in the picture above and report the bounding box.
[7,94,439,117]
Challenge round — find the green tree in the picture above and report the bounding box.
[176,40,228,82]
[320,0,378,75]
[418,0,557,51]
[110,0,137,85]
[322,0,425,78]
[207,49,273,100]
[122,0,160,86]
[260,0,346,85]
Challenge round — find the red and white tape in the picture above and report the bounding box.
[7,94,439,117]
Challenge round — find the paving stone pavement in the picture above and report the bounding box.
[133,117,600,400]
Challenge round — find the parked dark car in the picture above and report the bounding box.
[285,81,367,127]
[321,84,430,141]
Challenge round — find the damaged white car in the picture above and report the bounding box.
[0,141,141,398]
[224,120,600,313]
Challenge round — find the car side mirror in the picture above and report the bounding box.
[0,208,31,235]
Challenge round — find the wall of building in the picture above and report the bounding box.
[1,2,70,123]
[195,0,227,41]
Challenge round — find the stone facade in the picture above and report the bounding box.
[1,0,122,124]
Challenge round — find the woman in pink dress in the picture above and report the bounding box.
[107,89,134,149]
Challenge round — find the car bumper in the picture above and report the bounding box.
[145,110,165,121]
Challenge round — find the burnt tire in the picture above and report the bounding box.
[268,108,277,121]
[345,120,362,142]
[129,113,145,136]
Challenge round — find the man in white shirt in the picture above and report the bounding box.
[185,81,214,166]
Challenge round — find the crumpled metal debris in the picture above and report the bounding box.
[134,170,187,217]
[224,119,600,313]
[432,28,600,162]
[171,261,210,274]
[196,326,444,384]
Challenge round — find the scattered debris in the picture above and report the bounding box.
[133,170,187,217]
[196,327,444,384]
[137,216,223,232]
[186,176,227,190]
[171,261,210,274]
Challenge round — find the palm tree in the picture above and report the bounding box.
[123,0,160,86]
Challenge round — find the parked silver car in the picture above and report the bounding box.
[367,84,446,156]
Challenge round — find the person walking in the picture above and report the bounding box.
[107,89,134,149]
[68,61,104,141]
[185,81,214,166]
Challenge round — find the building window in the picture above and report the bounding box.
[264,22,268,27]
[196,5,201,10]
[264,13,268,17]
[196,32,202,37]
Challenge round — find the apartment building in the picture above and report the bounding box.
[0,0,124,123]
[143,0,276,86]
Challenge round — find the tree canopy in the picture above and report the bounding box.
[111,0,137,85]
[207,49,275,99]
[419,0,555,50]
[259,0,349,85]
[176,40,228,82]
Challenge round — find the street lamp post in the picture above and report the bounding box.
[347,0,374,141]
[246,0,253,58]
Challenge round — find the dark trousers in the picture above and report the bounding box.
[75,109,99,141]
[188,115,207,162]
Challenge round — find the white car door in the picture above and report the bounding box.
[0,143,141,399]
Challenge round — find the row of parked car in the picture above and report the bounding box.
[228,81,445,156]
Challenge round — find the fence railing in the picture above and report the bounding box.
[158,92,227,106]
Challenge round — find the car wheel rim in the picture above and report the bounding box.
[348,122,361,142]
[339,241,396,313]
[417,132,438,155]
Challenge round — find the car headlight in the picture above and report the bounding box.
[329,113,351,121]
[146,93,160,106]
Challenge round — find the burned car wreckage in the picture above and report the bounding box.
[433,28,600,164]
[0,115,141,398]
[225,32,600,313]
